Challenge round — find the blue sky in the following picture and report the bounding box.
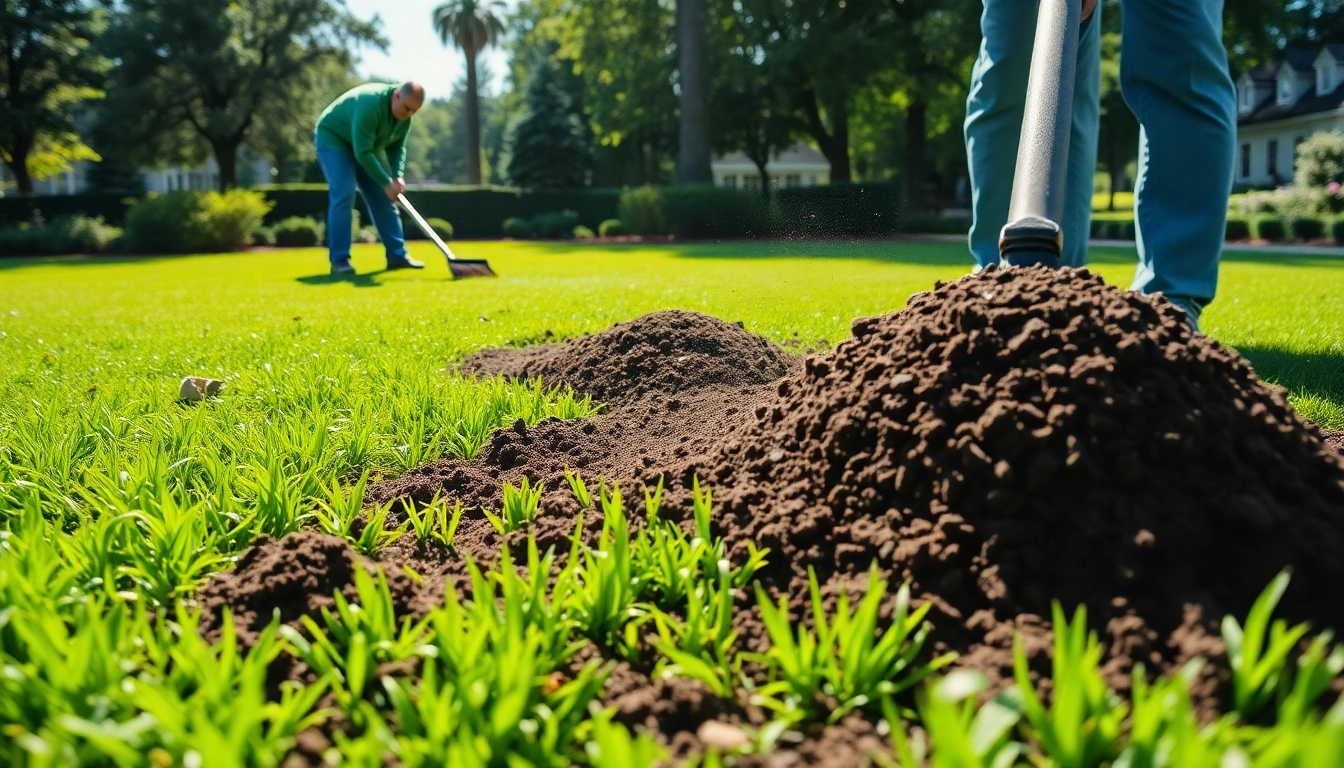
[342,0,514,100]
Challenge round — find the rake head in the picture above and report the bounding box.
[448,258,497,279]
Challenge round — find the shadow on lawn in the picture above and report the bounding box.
[1232,344,1344,406]
[295,270,386,287]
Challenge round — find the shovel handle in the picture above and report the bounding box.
[999,0,1080,267]
[396,193,457,262]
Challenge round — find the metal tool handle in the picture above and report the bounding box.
[396,193,457,262]
[999,0,1080,268]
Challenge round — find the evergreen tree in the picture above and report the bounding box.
[507,55,589,189]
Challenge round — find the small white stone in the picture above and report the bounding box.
[697,720,750,750]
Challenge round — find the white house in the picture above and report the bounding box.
[1236,44,1344,187]
[4,153,274,196]
[712,141,830,190]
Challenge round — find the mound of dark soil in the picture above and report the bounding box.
[459,309,794,403]
[197,533,421,646]
[1325,428,1344,455]
[367,311,798,574]
[664,266,1344,683]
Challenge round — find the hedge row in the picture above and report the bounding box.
[1091,215,1344,244]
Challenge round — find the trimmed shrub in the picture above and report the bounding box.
[598,218,627,237]
[1290,217,1326,241]
[357,227,380,244]
[1116,221,1136,241]
[529,210,581,239]
[251,225,275,247]
[1253,216,1286,241]
[426,217,454,241]
[1224,217,1250,240]
[892,216,971,235]
[659,185,772,238]
[1333,218,1344,245]
[0,214,122,256]
[502,217,533,239]
[775,183,900,236]
[573,225,595,238]
[1090,220,1107,239]
[618,186,669,236]
[1295,131,1344,188]
[273,216,324,247]
[123,191,272,252]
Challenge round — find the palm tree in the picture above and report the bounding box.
[433,0,507,185]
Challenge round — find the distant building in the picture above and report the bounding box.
[1236,44,1344,187]
[2,153,274,196]
[712,141,830,190]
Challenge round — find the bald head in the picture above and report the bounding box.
[391,81,425,120]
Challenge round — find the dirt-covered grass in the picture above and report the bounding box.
[1,240,1342,765]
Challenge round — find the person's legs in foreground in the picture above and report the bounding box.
[316,146,357,275]
[1120,0,1236,332]
[350,163,417,269]
[964,0,1101,270]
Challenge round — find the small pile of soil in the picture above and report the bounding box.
[1324,428,1344,455]
[197,533,421,647]
[663,266,1344,686]
[367,311,799,574]
[459,309,794,403]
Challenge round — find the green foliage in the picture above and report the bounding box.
[530,210,582,239]
[573,225,595,238]
[503,216,534,238]
[273,216,324,247]
[884,670,1024,768]
[508,52,590,189]
[1226,217,1251,240]
[598,219,626,237]
[776,183,900,236]
[123,191,273,253]
[427,217,454,240]
[1333,218,1344,245]
[1290,217,1326,242]
[1013,604,1126,767]
[1254,216,1287,242]
[619,185,772,238]
[483,477,544,534]
[1295,131,1344,189]
[0,214,121,256]
[252,223,276,247]
[618,187,670,236]
[752,563,955,722]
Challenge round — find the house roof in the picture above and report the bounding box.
[1243,66,1276,84]
[1325,43,1344,62]
[713,141,828,170]
[1238,45,1344,126]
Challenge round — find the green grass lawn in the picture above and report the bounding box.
[1,239,1342,764]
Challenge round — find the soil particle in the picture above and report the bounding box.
[197,532,421,647]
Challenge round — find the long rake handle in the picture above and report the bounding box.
[999,0,1080,268]
[396,193,458,262]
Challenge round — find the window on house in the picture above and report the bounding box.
[743,175,760,190]
[1240,143,1251,179]
[723,175,736,188]
[1241,86,1252,110]
[785,174,801,187]
[1278,76,1292,103]
[1267,139,1278,177]
[1321,67,1329,95]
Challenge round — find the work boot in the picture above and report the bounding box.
[1166,296,1204,334]
[330,258,356,276]
[386,256,425,270]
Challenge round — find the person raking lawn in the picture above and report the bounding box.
[315,81,426,276]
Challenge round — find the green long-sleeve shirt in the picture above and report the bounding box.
[314,83,412,187]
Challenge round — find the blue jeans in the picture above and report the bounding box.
[964,0,1236,307]
[315,144,408,265]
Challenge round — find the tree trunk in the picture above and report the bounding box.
[903,100,927,212]
[465,51,483,185]
[214,141,238,190]
[799,86,851,183]
[675,0,712,184]
[7,158,33,194]
[754,158,771,201]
